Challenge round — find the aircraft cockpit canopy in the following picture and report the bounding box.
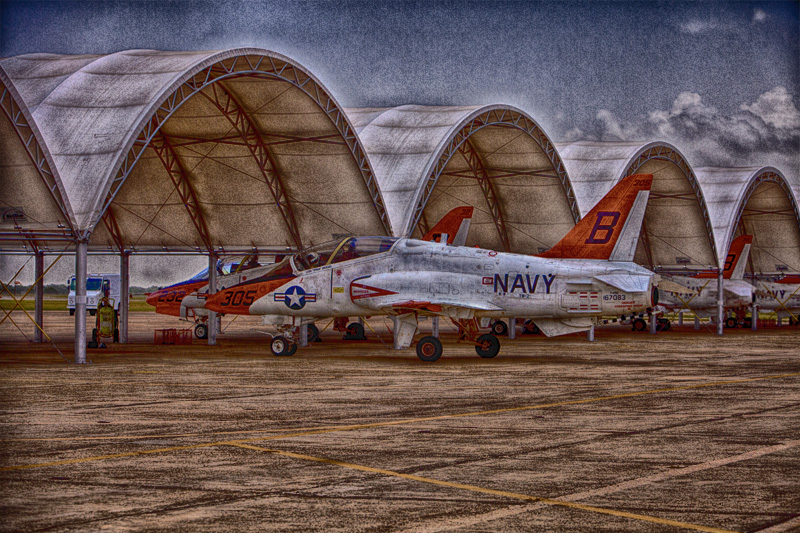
[187,255,265,282]
[292,236,398,272]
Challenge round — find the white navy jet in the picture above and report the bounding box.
[655,235,755,329]
[205,174,660,361]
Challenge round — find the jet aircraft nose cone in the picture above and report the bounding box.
[145,291,161,307]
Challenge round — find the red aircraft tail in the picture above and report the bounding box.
[422,206,473,245]
[537,174,653,260]
[692,235,753,279]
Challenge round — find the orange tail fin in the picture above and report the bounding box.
[537,174,653,260]
[693,235,753,279]
[423,206,473,245]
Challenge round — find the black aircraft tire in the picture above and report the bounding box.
[491,320,508,336]
[92,328,98,343]
[725,317,738,329]
[416,336,443,362]
[194,324,208,340]
[475,334,500,358]
[89,309,96,316]
[270,336,291,356]
[69,309,75,316]
[344,322,366,340]
[743,317,752,328]
[285,343,298,357]
[306,323,320,343]
[632,318,647,332]
[113,328,119,343]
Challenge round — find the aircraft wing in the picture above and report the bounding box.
[724,283,754,299]
[656,279,698,296]
[380,299,503,318]
[594,273,651,293]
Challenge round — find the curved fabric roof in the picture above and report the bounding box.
[696,167,800,275]
[348,105,578,255]
[556,141,717,269]
[0,49,391,253]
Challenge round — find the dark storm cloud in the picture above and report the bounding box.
[574,86,800,177]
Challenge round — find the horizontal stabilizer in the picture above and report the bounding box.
[594,273,651,293]
[531,318,594,337]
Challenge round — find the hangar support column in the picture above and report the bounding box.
[75,241,88,363]
[34,251,44,342]
[716,270,724,336]
[120,251,130,343]
[208,253,218,346]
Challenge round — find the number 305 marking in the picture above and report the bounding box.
[220,290,258,306]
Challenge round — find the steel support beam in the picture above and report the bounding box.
[456,138,511,252]
[208,253,218,346]
[626,145,717,270]
[101,206,126,254]
[75,241,88,364]
[409,108,578,238]
[150,132,214,251]
[717,270,724,336]
[638,219,656,269]
[34,251,44,342]
[200,82,303,250]
[0,79,74,235]
[120,251,130,343]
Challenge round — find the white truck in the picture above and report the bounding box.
[68,273,121,316]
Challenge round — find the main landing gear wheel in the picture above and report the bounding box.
[194,323,208,339]
[743,317,753,328]
[416,336,443,362]
[725,317,738,329]
[270,335,296,356]
[475,334,500,358]
[306,323,320,343]
[491,320,508,336]
[657,318,671,332]
[343,322,366,340]
[632,318,647,332]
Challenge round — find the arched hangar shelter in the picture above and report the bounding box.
[556,141,717,270]
[0,48,391,255]
[697,167,800,275]
[1,48,393,360]
[346,105,579,255]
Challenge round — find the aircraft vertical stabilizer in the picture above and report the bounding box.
[422,206,473,245]
[691,235,753,279]
[537,174,653,261]
[727,235,752,280]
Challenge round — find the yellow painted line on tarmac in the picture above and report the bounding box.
[229,443,739,533]
[2,372,798,470]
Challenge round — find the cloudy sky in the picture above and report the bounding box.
[1,0,798,286]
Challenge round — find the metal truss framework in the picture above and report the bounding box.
[625,144,717,267]
[0,79,75,248]
[733,170,800,272]
[92,54,392,249]
[100,207,126,253]
[410,109,579,240]
[455,138,511,252]
[199,81,303,250]
[149,131,214,251]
